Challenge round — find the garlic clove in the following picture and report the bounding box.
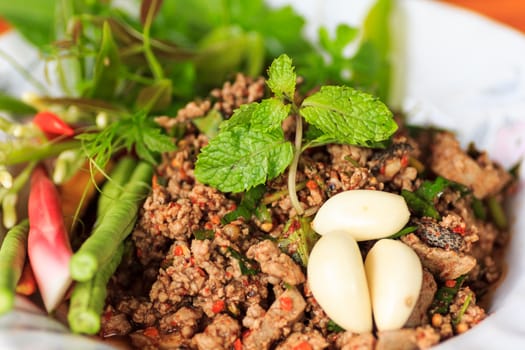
[307,231,372,333]
[312,189,410,241]
[364,239,423,331]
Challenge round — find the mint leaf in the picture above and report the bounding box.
[267,54,296,99]
[195,127,293,193]
[300,86,396,147]
[221,98,290,132]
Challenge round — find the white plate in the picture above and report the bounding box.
[1,0,525,349]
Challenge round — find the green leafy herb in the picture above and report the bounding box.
[327,319,345,333]
[429,275,466,315]
[77,111,175,168]
[193,229,215,240]
[222,185,266,224]
[195,54,397,201]
[389,225,418,239]
[227,247,258,276]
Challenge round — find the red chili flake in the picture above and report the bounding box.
[174,245,184,256]
[151,174,159,190]
[136,248,143,258]
[204,222,213,230]
[233,338,243,350]
[306,180,318,190]
[288,220,301,233]
[401,154,409,167]
[452,225,466,235]
[211,300,225,313]
[292,341,313,350]
[143,327,159,338]
[210,215,221,225]
[379,164,386,175]
[445,279,457,288]
[280,296,293,312]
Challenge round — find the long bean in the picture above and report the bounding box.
[68,242,125,334]
[0,219,29,314]
[70,161,153,282]
[96,156,138,218]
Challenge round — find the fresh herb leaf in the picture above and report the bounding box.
[401,189,441,220]
[267,54,296,99]
[278,216,319,266]
[194,229,215,240]
[389,225,418,239]
[430,275,466,315]
[300,85,397,147]
[222,185,266,224]
[227,247,258,276]
[327,319,345,333]
[220,98,290,132]
[194,127,293,193]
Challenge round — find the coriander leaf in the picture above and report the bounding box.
[300,85,397,147]
[194,127,293,193]
[220,98,290,132]
[267,54,296,99]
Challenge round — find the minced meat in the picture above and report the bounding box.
[101,74,514,349]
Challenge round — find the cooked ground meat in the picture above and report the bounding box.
[101,74,514,349]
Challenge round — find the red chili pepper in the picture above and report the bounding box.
[212,299,225,313]
[33,111,74,138]
[279,296,293,312]
[173,245,184,256]
[445,279,457,288]
[306,180,318,190]
[143,326,159,338]
[233,338,243,350]
[292,341,313,350]
[28,165,73,312]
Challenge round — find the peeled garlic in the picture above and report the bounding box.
[364,239,423,331]
[312,190,410,241]
[307,231,372,333]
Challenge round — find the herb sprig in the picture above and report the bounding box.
[195,54,397,214]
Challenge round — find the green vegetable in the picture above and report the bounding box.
[195,54,397,201]
[278,216,319,266]
[227,247,259,276]
[0,219,29,314]
[487,196,508,230]
[96,156,139,217]
[430,275,466,315]
[68,242,125,334]
[222,185,266,224]
[70,161,154,282]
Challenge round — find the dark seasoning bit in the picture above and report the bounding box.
[101,74,515,350]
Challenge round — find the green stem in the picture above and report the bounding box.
[287,113,304,216]
[487,196,508,230]
[142,0,164,81]
[0,140,80,166]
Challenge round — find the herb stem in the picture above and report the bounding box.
[142,0,164,81]
[288,114,304,216]
[0,140,80,166]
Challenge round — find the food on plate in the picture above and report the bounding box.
[0,0,519,349]
[88,67,514,349]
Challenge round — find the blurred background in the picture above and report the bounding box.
[0,0,525,35]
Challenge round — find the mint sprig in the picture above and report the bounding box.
[195,54,397,213]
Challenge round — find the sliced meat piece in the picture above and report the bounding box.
[243,288,307,350]
[405,269,437,327]
[247,240,305,285]
[332,331,376,350]
[193,314,240,350]
[401,233,476,280]
[376,326,440,350]
[430,132,511,199]
[275,330,329,350]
